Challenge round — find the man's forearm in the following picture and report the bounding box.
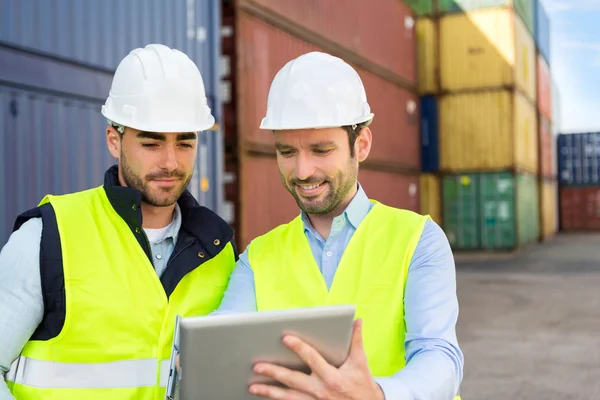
[374,346,461,400]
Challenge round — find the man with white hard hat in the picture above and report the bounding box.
[215,51,464,400]
[0,44,237,400]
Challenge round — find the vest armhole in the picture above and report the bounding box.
[30,203,66,341]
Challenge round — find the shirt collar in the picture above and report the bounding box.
[301,183,371,234]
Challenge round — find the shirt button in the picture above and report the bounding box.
[326,251,333,257]
[156,254,162,260]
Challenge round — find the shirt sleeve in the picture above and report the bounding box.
[0,217,45,399]
[374,219,464,400]
[212,245,258,314]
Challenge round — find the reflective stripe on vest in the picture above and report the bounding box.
[6,356,171,388]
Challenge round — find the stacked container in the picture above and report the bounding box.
[557,132,600,231]
[0,0,224,246]
[224,0,422,249]
[411,0,548,250]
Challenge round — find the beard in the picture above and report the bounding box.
[120,150,192,207]
[282,157,358,216]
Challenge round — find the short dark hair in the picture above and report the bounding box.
[342,120,371,157]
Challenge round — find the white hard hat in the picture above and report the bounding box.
[101,44,215,133]
[260,51,374,130]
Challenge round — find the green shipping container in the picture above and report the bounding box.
[438,0,535,34]
[403,0,435,16]
[442,171,539,250]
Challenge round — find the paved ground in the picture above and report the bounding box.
[455,233,600,399]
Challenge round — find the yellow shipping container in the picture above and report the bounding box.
[439,7,536,103]
[539,179,557,241]
[417,18,437,94]
[439,89,538,173]
[420,174,442,226]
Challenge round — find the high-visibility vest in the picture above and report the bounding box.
[6,186,235,400]
[249,201,461,400]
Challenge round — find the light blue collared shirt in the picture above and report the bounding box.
[215,184,464,400]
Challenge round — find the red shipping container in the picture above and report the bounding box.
[237,13,420,170]
[240,0,417,86]
[537,54,552,122]
[538,115,554,179]
[559,186,600,231]
[239,154,422,248]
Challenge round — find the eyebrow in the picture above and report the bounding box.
[137,132,197,141]
[275,141,337,150]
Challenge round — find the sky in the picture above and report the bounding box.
[545,0,600,133]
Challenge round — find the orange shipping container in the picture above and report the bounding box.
[539,179,557,241]
[237,13,421,170]
[538,115,554,179]
[536,53,552,121]
[241,0,417,87]
[239,155,421,249]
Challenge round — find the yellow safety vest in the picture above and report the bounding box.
[6,187,235,400]
[249,201,461,400]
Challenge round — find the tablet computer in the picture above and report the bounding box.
[177,304,356,400]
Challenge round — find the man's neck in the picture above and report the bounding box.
[307,186,358,240]
[141,203,176,229]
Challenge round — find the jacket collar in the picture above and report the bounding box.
[102,165,233,257]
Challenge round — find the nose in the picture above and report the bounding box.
[295,152,316,181]
[159,144,179,172]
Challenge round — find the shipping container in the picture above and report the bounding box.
[420,173,442,226]
[559,186,600,231]
[439,89,538,173]
[421,95,439,172]
[0,85,111,245]
[442,171,539,250]
[534,0,550,64]
[539,178,557,240]
[236,13,420,170]
[241,0,417,87]
[416,18,438,94]
[439,7,536,103]
[538,115,554,178]
[438,0,535,35]
[404,0,436,16]
[238,154,421,249]
[558,133,600,186]
[536,54,552,121]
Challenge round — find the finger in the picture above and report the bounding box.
[348,318,367,361]
[282,335,338,381]
[175,355,180,372]
[253,362,313,392]
[249,383,313,400]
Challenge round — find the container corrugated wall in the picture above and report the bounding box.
[405,0,436,16]
[416,18,437,94]
[421,96,439,172]
[442,171,538,250]
[558,133,600,186]
[538,115,554,179]
[0,0,224,244]
[536,54,552,121]
[246,0,417,87]
[559,186,600,231]
[439,0,535,35]
[439,7,536,102]
[534,0,550,64]
[439,89,537,173]
[539,179,557,240]
[420,174,442,225]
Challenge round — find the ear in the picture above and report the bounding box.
[106,125,122,159]
[355,127,372,163]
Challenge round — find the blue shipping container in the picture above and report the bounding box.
[0,0,224,244]
[557,133,600,187]
[534,0,551,64]
[421,96,439,172]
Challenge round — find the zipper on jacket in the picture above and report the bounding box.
[166,239,194,270]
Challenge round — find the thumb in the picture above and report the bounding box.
[348,318,367,361]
